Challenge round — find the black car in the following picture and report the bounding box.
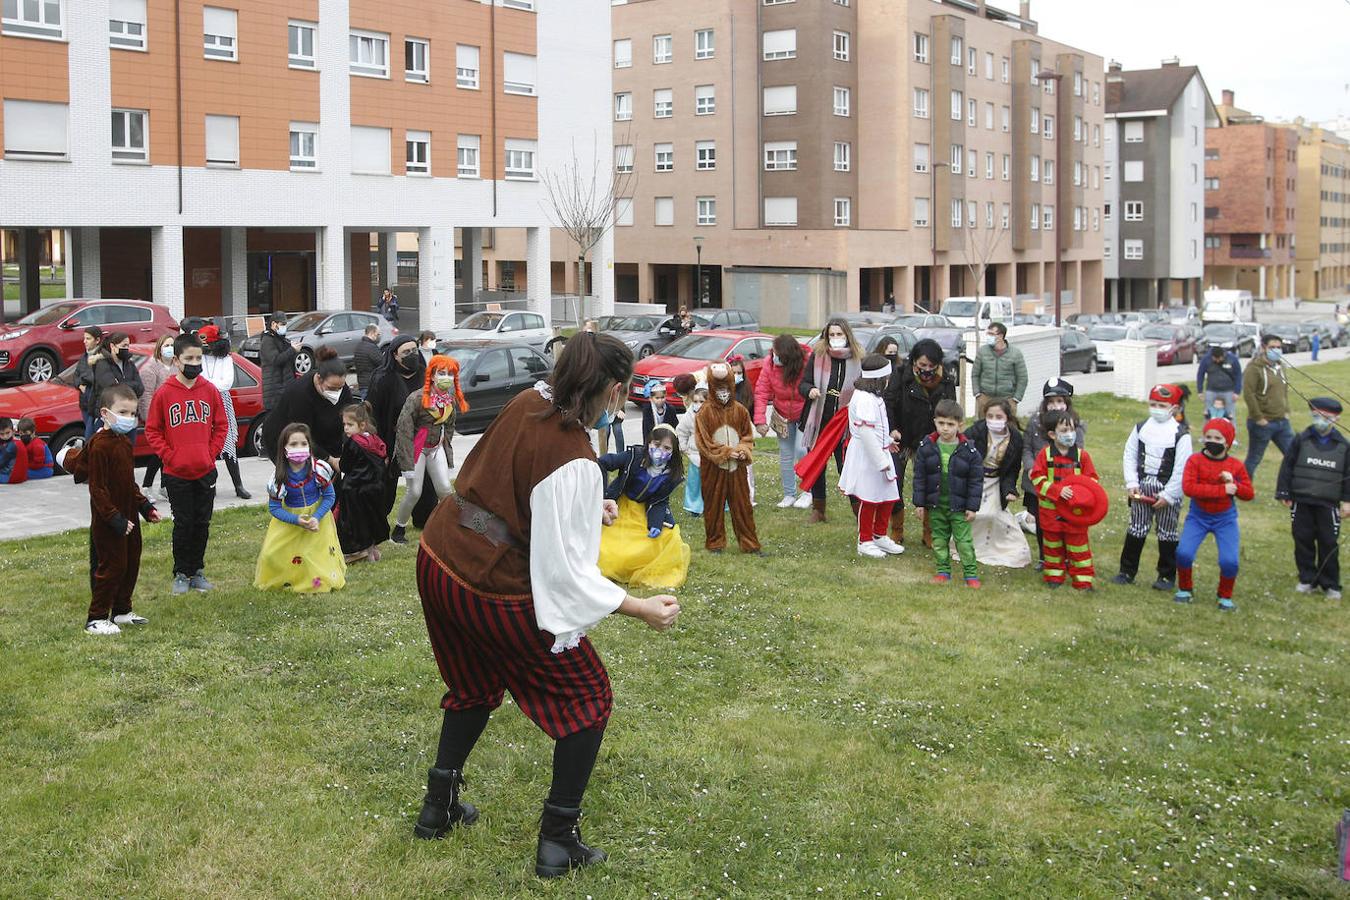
[434,340,553,434]
[854,325,919,356]
[1263,324,1308,354]
[1201,323,1255,358]
[1059,329,1097,373]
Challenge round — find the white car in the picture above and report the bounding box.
[1087,324,1136,370]
[438,310,554,353]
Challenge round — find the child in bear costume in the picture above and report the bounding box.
[694,362,762,554]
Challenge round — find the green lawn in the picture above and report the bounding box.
[2,281,67,301]
[2,364,1348,897]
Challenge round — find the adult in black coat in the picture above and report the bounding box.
[365,335,431,520]
[259,313,298,412]
[87,332,145,416]
[965,417,1025,509]
[262,347,353,466]
[882,338,957,544]
[352,325,383,397]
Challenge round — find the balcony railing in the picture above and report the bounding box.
[1229,246,1271,259]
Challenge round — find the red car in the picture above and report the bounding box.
[0,344,264,470]
[1138,323,1196,367]
[0,299,181,384]
[629,330,777,409]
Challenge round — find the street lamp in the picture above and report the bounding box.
[1037,69,1066,326]
[930,160,950,312]
[692,235,705,309]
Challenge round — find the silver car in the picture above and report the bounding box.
[240,309,399,374]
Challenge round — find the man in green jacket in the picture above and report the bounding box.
[1242,333,1294,479]
[971,322,1028,417]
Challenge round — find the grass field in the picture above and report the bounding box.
[2,363,1348,897]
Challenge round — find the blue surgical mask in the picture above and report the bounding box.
[734,373,744,384]
[1311,414,1334,434]
[111,414,138,434]
[1148,407,1172,423]
[771,353,780,367]
[1267,347,1282,362]
[1057,430,1077,448]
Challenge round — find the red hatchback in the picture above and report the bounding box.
[0,299,180,384]
[0,344,264,468]
[629,330,776,409]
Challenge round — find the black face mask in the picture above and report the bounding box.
[19,434,33,445]
[117,348,132,362]
[1203,440,1227,458]
[181,363,203,380]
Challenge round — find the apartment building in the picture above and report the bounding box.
[1203,90,1297,299]
[609,0,1105,325]
[1282,121,1349,300]
[0,0,612,329]
[1102,60,1217,310]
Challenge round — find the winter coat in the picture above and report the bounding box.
[965,421,1025,509]
[753,358,807,426]
[73,352,98,415]
[1196,351,1242,394]
[263,376,353,462]
[366,339,425,449]
[1241,354,1289,421]
[799,350,861,448]
[971,343,1028,402]
[353,336,383,395]
[138,359,174,423]
[87,352,144,416]
[641,401,681,446]
[912,433,984,513]
[884,365,958,452]
[599,447,682,531]
[394,389,456,473]
[259,330,298,411]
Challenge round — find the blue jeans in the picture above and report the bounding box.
[82,411,101,440]
[1243,416,1294,479]
[1203,390,1236,421]
[776,423,806,496]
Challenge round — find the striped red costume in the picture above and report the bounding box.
[1029,443,1101,589]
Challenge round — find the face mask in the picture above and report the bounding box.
[648,446,672,467]
[117,347,132,361]
[771,353,780,367]
[423,342,435,352]
[396,351,413,369]
[1311,414,1334,434]
[435,375,455,391]
[110,414,138,434]
[986,418,1007,433]
[828,336,847,350]
[160,345,174,360]
[1267,348,1282,362]
[276,325,287,336]
[1203,439,1227,457]
[1148,407,1172,423]
[19,434,32,444]
[985,335,998,346]
[286,448,310,464]
[690,400,704,413]
[715,389,731,404]
[1056,431,1077,448]
[594,389,619,429]
[734,373,744,385]
[323,388,344,405]
[915,366,940,384]
[181,363,202,380]
[884,353,898,365]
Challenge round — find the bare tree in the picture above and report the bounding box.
[540,129,636,319]
[962,220,1008,303]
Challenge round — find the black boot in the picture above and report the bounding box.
[1115,533,1145,584]
[391,524,408,545]
[1152,540,1178,590]
[536,802,606,878]
[413,767,478,840]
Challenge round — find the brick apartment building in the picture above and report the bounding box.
[1284,120,1349,299]
[1203,90,1297,299]
[607,0,1106,325]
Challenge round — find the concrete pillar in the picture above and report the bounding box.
[222,227,247,320]
[845,266,861,314]
[377,232,398,294]
[895,266,914,312]
[638,262,653,305]
[16,228,42,316]
[151,225,185,320]
[71,227,102,299]
[418,226,455,332]
[525,226,550,318]
[461,226,483,308]
[595,228,615,316]
[317,226,348,312]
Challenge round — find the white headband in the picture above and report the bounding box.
[862,361,893,378]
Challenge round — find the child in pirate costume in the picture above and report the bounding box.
[694,362,762,554]
[838,354,905,558]
[596,423,690,588]
[1030,411,1103,590]
[673,373,707,516]
[1174,417,1254,611]
[1113,384,1193,591]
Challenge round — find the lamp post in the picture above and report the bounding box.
[1037,69,1066,326]
[692,235,705,309]
[930,160,950,312]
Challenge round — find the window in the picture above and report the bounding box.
[1104,162,1112,181]
[834,141,851,172]
[1190,202,1198,223]
[349,29,389,77]
[763,85,796,115]
[951,199,963,228]
[1190,163,1198,184]
[653,33,672,64]
[288,20,316,68]
[1124,239,1143,260]
[405,38,429,83]
[1030,203,1039,230]
[1073,207,1083,231]
[1091,166,1099,189]
[695,140,715,171]
[762,29,796,60]
[913,88,929,119]
[654,88,673,118]
[1205,147,1219,160]
[1043,158,1053,185]
[968,98,976,127]
[950,90,963,121]
[110,0,147,50]
[1190,239,1197,259]
[204,114,239,167]
[1204,235,1221,249]
[503,52,536,95]
[967,148,976,178]
[110,109,147,163]
[289,122,317,170]
[614,92,632,121]
[1204,177,1220,190]
[833,30,850,61]
[1074,115,1083,142]
[950,36,962,65]
[457,134,480,177]
[694,84,716,115]
[697,197,716,226]
[1124,120,1143,143]
[505,139,536,180]
[204,7,237,61]
[834,198,851,227]
[1030,154,1040,182]
[1123,160,1143,182]
[1043,205,1054,231]
[616,198,634,227]
[985,151,993,179]
[1073,161,1082,187]
[501,0,533,8]
[455,45,480,88]
[351,126,391,175]
[1001,154,1010,181]
[1030,60,1040,85]
[1000,203,1010,229]
[950,143,963,175]
[913,197,930,227]
[1094,81,1101,105]
[833,86,850,117]
[985,201,994,228]
[1094,209,1101,232]
[1073,71,1082,96]
[913,143,929,173]
[764,197,797,226]
[984,102,994,130]
[967,47,976,75]
[984,52,993,80]
[614,143,633,174]
[1043,115,1053,140]
[967,200,976,228]
[695,28,714,59]
[1093,124,1100,147]
[3,0,63,38]
[655,142,673,171]
[764,141,797,171]
[404,130,429,175]
[914,32,928,63]
[1029,107,1040,135]
[1104,202,1112,220]
[1001,105,1009,132]
[1000,56,1009,83]
[1103,242,1113,259]
[613,38,631,68]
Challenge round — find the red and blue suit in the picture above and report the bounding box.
[1177,450,1254,600]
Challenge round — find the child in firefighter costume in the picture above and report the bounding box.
[1029,410,1104,590]
[694,362,762,554]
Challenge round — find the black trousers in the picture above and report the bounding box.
[164,470,217,577]
[1292,502,1341,590]
[809,443,846,500]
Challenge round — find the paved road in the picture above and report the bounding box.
[1059,343,1350,395]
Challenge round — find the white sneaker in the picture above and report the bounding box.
[872,535,906,555]
[776,495,796,509]
[1295,582,1316,594]
[84,619,121,635]
[857,540,886,559]
[112,611,148,626]
[1326,588,1342,601]
[793,492,814,509]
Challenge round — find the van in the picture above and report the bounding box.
[939,296,1015,330]
[1201,289,1253,324]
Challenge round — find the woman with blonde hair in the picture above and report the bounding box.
[796,318,864,522]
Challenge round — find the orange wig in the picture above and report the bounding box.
[422,355,469,412]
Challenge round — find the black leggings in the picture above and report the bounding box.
[141,454,162,489]
[809,442,846,500]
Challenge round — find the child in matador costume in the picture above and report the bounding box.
[694,361,762,554]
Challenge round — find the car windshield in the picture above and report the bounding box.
[940,300,978,317]
[1269,325,1298,337]
[459,312,503,331]
[1141,326,1176,340]
[14,302,83,326]
[443,346,482,367]
[891,315,928,327]
[288,312,326,332]
[660,334,736,360]
[916,329,961,349]
[1204,324,1237,339]
[1296,323,1322,333]
[614,316,657,332]
[1089,326,1130,341]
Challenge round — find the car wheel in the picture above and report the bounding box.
[1086,356,1097,373]
[21,349,57,384]
[638,344,655,359]
[51,425,84,474]
[246,414,267,458]
[544,336,567,358]
[294,348,313,374]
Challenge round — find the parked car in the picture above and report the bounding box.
[890,313,955,329]
[629,330,774,408]
[0,299,180,385]
[1264,324,1308,354]
[240,309,397,374]
[1233,321,1263,355]
[1201,323,1256,359]
[1064,313,1099,332]
[697,308,760,331]
[855,325,919,357]
[1059,329,1097,373]
[1087,324,1132,369]
[1165,305,1200,324]
[1139,323,1196,366]
[839,311,900,328]
[437,310,554,355]
[0,344,263,468]
[1298,320,1339,348]
[433,340,553,434]
[601,313,714,359]
[913,327,965,381]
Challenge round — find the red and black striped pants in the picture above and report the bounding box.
[416,547,613,740]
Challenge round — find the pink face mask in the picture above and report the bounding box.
[286,449,310,464]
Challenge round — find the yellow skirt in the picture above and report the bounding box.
[598,495,690,590]
[254,500,348,593]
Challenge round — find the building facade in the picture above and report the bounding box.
[609,0,1106,325]
[1102,60,1216,310]
[1284,121,1349,300]
[0,0,613,329]
[1203,90,1297,299]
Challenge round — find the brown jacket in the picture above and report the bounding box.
[66,430,154,535]
[695,364,755,469]
[394,389,456,472]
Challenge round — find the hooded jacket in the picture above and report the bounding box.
[694,363,755,470]
[145,374,228,479]
[1196,351,1242,394]
[87,351,144,416]
[1241,352,1289,421]
[912,432,984,512]
[259,328,298,410]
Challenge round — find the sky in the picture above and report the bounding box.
[990,0,1350,125]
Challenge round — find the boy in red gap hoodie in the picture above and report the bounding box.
[145,333,228,595]
[1174,418,1254,612]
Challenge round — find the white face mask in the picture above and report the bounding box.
[323,388,343,405]
[986,417,1007,433]
[160,345,174,360]
[690,400,704,413]
[435,375,455,391]
[828,336,847,350]
[715,389,731,404]
[985,334,998,346]
[1149,407,1172,423]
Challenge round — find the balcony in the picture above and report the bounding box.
[1229,246,1271,259]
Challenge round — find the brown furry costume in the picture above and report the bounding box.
[694,362,761,552]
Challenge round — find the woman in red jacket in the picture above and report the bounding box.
[753,333,811,508]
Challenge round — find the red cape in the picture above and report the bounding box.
[794,407,851,491]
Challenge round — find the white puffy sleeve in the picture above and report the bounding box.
[529,457,627,652]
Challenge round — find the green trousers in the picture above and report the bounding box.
[929,505,977,580]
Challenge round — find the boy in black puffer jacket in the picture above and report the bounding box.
[913,399,984,588]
